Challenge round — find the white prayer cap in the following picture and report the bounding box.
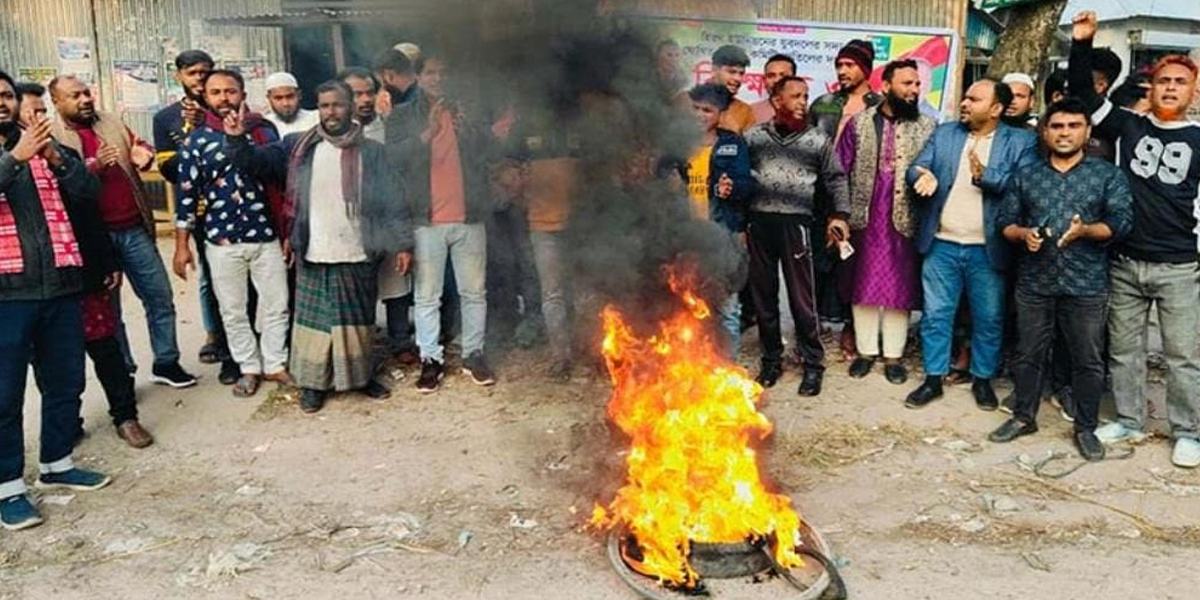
[393,42,421,61]
[1001,72,1035,90]
[264,72,299,92]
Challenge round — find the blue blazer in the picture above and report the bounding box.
[906,122,1038,271]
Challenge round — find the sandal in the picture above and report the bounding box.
[263,371,294,386]
[232,375,261,397]
[198,343,221,364]
[944,368,973,386]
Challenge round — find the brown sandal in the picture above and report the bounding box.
[263,371,294,386]
[233,375,261,397]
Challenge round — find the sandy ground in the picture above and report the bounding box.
[3,239,1199,600]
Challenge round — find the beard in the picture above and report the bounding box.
[775,110,806,132]
[1152,105,1185,121]
[1002,112,1030,128]
[0,120,19,151]
[887,91,919,121]
[322,119,351,136]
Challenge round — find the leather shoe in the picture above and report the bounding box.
[1075,430,1106,462]
[884,362,908,385]
[797,368,823,397]
[218,359,241,386]
[756,361,783,388]
[904,376,943,408]
[300,389,327,413]
[973,378,999,411]
[987,418,1037,443]
[847,357,874,379]
[361,380,391,399]
[116,420,154,449]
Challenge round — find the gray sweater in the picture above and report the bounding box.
[745,121,849,218]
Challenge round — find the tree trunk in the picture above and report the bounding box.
[986,0,1069,79]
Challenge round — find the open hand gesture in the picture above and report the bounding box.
[1058,214,1085,248]
[913,166,938,197]
[96,143,121,167]
[968,150,984,181]
[131,144,154,169]
[11,118,52,162]
[376,90,393,118]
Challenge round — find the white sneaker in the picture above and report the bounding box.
[1094,422,1147,445]
[1172,438,1200,468]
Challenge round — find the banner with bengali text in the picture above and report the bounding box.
[650,17,959,121]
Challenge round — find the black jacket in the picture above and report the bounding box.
[0,143,101,301]
[385,89,495,226]
[224,131,414,261]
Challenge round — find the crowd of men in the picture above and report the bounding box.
[2,9,1199,531]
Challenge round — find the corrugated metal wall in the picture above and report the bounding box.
[0,0,94,74]
[0,0,285,138]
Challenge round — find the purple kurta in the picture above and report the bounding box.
[836,116,921,310]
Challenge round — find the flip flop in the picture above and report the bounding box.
[232,375,260,397]
[198,343,221,364]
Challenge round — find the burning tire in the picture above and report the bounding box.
[606,519,846,599]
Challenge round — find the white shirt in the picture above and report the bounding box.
[361,117,385,143]
[306,141,367,263]
[266,108,319,137]
[937,130,995,245]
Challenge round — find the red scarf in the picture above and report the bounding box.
[0,155,83,275]
[285,122,364,225]
[204,110,291,239]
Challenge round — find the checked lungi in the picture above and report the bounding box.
[291,261,378,391]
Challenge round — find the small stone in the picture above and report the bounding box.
[40,494,75,506]
[104,537,149,555]
[992,497,1020,513]
[959,518,987,534]
[236,484,265,496]
[508,513,538,529]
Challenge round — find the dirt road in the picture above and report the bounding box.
[3,241,1198,600]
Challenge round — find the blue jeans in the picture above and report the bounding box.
[0,296,85,499]
[920,240,1005,378]
[109,227,181,369]
[530,231,570,356]
[717,293,741,360]
[414,223,487,363]
[198,258,219,334]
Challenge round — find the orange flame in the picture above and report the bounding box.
[591,263,803,587]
